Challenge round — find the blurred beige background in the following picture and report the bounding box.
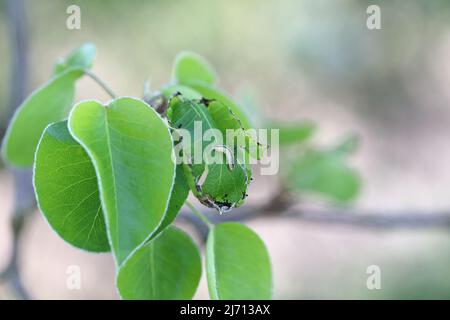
[1,0,450,299]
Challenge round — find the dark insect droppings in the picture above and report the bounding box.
[200,97,214,107]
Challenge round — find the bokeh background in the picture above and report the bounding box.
[2,0,450,299]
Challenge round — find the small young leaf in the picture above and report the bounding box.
[117,226,201,300]
[206,222,272,300]
[2,68,84,167]
[287,148,361,203]
[54,43,96,75]
[173,51,217,86]
[268,121,317,145]
[200,161,250,209]
[34,121,109,252]
[68,98,175,265]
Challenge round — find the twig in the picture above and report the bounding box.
[282,206,450,229]
[178,199,450,241]
[185,201,213,229]
[178,208,210,243]
[84,69,117,99]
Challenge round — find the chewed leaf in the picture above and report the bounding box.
[54,43,96,75]
[167,95,251,212]
[117,227,201,300]
[186,83,253,129]
[167,95,218,177]
[200,160,250,212]
[172,51,217,86]
[68,98,176,265]
[34,121,109,252]
[2,68,84,167]
[207,100,264,160]
[206,223,272,299]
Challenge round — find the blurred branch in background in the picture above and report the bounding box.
[0,0,34,300]
[179,192,450,242]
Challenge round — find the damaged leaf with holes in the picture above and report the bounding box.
[167,95,251,212]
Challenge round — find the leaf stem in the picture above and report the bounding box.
[84,69,117,99]
[186,200,213,229]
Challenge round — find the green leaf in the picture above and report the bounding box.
[207,100,263,160]
[68,98,175,265]
[268,121,317,145]
[206,222,272,300]
[2,68,84,167]
[161,84,203,100]
[184,83,253,129]
[287,148,361,203]
[167,96,251,211]
[207,100,243,132]
[172,51,217,86]
[155,165,190,234]
[117,226,201,300]
[332,133,360,156]
[54,43,96,75]
[167,95,218,177]
[34,121,109,252]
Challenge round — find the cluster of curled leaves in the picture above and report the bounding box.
[1,44,271,299]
